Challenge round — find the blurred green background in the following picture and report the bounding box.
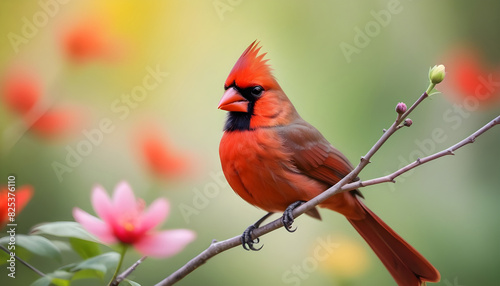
[1,1,500,285]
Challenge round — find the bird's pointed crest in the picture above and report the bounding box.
[225,41,278,89]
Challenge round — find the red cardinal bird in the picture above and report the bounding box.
[218,41,440,286]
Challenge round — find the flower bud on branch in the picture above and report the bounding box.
[404,118,413,127]
[429,64,446,84]
[396,102,407,115]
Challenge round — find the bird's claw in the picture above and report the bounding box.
[282,211,296,232]
[282,201,305,233]
[241,225,263,251]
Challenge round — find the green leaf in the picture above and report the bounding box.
[69,237,101,259]
[123,279,142,286]
[51,240,72,252]
[52,270,75,280]
[51,278,70,286]
[72,252,120,274]
[0,235,14,246]
[57,262,78,272]
[50,271,73,286]
[72,268,104,281]
[31,271,72,286]
[30,222,100,242]
[429,90,441,96]
[0,234,62,262]
[31,276,52,286]
[55,262,105,282]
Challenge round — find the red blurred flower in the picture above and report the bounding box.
[27,108,83,139]
[0,185,33,228]
[73,182,195,258]
[441,47,500,108]
[139,130,192,179]
[3,67,86,141]
[2,70,40,114]
[18,103,87,141]
[61,20,123,64]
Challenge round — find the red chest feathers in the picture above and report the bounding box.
[219,129,325,212]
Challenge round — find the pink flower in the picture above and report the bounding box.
[73,182,195,258]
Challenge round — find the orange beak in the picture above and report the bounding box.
[218,87,248,112]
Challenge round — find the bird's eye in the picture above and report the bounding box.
[250,86,264,97]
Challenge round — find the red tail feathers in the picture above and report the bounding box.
[347,197,440,286]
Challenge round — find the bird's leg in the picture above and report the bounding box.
[282,200,306,232]
[241,212,274,251]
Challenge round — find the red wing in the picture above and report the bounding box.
[278,120,354,187]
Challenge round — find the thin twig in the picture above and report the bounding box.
[110,256,147,286]
[0,244,46,277]
[156,91,499,286]
[334,114,500,193]
[289,92,430,217]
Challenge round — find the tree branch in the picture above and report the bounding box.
[156,84,499,286]
[336,114,500,193]
[110,256,147,286]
